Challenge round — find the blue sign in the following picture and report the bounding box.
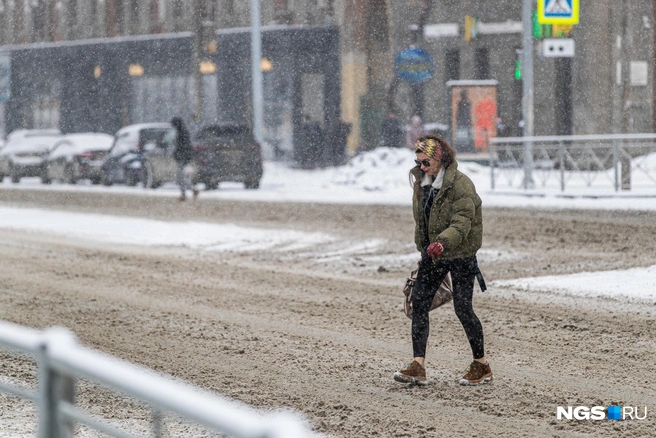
[538,0,579,24]
[394,48,434,83]
[0,55,10,103]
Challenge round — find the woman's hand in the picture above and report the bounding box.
[426,241,445,258]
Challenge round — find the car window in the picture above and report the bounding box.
[161,128,177,148]
[49,141,74,160]
[195,125,250,140]
[140,128,170,146]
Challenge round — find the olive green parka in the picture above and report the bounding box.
[411,161,483,260]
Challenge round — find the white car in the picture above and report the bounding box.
[42,133,114,184]
[0,132,62,183]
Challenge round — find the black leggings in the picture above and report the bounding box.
[411,255,485,359]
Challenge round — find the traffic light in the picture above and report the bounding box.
[552,24,573,37]
[464,15,478,42]
[515,49,522,80]
[533,11,552,38]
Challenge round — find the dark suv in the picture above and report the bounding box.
[193,124,263,190]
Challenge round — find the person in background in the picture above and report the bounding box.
[297,115,323,169]
[394,135,492,386]
[406,115,425,150]
[325,118,351,166]
[171,116,199,201]
[380,111,404,148]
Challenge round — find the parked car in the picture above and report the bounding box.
[141,127,179,189]
[100,123,173,186]
[6,128,61,142]
[192,124,263,190]
[0,132,62,183]
[41,133,114,184]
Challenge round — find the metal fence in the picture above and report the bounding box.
[0,320,318,438]
[489,134,656,192]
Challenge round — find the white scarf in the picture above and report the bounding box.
[420,168,445,189]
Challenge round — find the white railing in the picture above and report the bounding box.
[489,133,656,192]
[0,320,318,438]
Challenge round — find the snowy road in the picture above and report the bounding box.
[0,187,655,437]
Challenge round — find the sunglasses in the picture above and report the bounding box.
[414,159,432,168]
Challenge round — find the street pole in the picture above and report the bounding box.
[251,0,263,144]
[619,0,632,190]
[521,0,534,189]
[193,0,203,124]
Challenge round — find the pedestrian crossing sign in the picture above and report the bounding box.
[538,0,579,25]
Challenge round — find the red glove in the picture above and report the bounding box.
[426,241,445,258]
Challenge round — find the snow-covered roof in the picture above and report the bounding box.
[216,24,328,36]
[115,123,173,137]
[3,135,62,153]
[0,32,194,53]
[49,133,114,160]
[7,129,62,142]
[58,133,114,145]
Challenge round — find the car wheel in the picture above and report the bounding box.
[90,176,101,185]
[142,160,155,189]
[244,179,260,189]
[204,180,218,190]
[125,170,138,187]
[65,164,77,184]
[40,167,51,185]
[10,167,20,184]
[101,172,113,186]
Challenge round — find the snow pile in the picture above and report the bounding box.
[493,265,656,303]
[331,147,416,191]
[330,147,492,193]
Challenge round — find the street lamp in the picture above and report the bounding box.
[251,0,263,145]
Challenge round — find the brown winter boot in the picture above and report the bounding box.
[459,361,493,386]
[393,360,427,385]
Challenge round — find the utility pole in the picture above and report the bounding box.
[521,0,534,189]
[619,0,632,190]
[193,0,203,124]
[251,0,263,144]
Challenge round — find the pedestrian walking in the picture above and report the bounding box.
[171,116,199,201]
[325,118,351,166]
[394,135,492,386]
[405,115,424,149]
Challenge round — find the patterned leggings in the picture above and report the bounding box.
[411,255,485,359]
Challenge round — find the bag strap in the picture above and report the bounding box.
[472,256,487,292]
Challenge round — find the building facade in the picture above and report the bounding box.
[1,1,651,155]
[388,0,655,142]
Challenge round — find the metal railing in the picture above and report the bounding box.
[489,133,656,192]
[0,320,318,438]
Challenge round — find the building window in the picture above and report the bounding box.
[445,49,460,81]
[129,0,139,34]
[116,0,125,35]
[474,48,490,80]
[105,0,125,37]
[171,0,184,31]
[32,0,48,41]
[149,0,162,33]
[67,0,78,32]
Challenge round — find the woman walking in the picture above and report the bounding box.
[171,116,199,201]
[394,135,492,386]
